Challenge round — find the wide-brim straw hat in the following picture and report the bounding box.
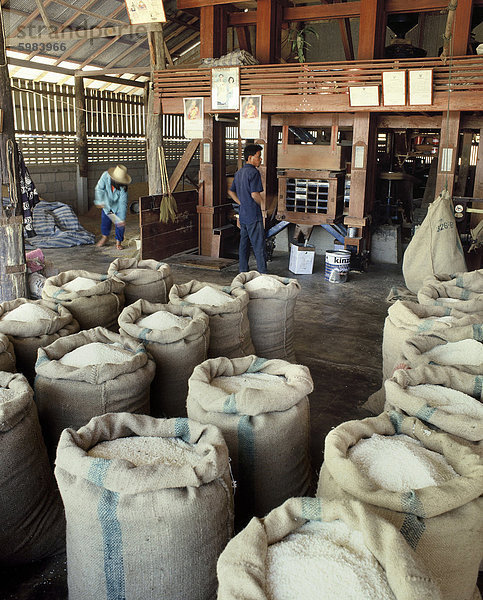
[108,164,132,185]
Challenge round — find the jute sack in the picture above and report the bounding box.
[0,299,79,384]
[35,327,155,459]
[384,365,483,443]
[55,413,234,600]
[42,269,125,330]
[0,371,65,564]
[317,412,483,600]
[217,496,442,600]
[402,190,467,294]
[187,356,313,523]
[169,280,255,358]
[118,299,209,417]
[0,332,15,372]
[418,270,483,315]
[231,271,300,362]
[382,300,482,381]
[107,258,173,305]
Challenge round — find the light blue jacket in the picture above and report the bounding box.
[94,171,128,222]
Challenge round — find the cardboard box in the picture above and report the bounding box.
[289,243,315,274]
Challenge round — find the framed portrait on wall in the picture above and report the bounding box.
[212,67,239,111]
[183,97,203,139]
[240,95,261,139]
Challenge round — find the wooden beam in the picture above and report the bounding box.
[75,66,149,75]
[147,27,165,195]
[200,6,227,58]
[358,0,385,59]
[235,26,252,54]
[256,0,281,64]
[454,131,472,196]
[338,18,354,61]
[49,0,127,25]
[435,111,461,199]
[34,0,52,28]
[169,139,201,191]
[74,75,88,178]
[7,0,55,38]
[451,0,473,55]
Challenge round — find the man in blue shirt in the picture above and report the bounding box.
[228,144,267,273]
[94,164,131,250]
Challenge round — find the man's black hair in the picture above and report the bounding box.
[244,143,262,163]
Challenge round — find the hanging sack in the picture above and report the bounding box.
[317,412,483,600]
[0,298,79,384]
[108,258,173,305]
[42,269,125,330]
[0,332,15,372]
[187,356,313,524]
[169,280,254,358]
[55,413,233,600]
[402,190,467,294]
[217,496,442,600]
[231,271,301,362]
[0,371,65,564]
[118,299,209,417]
[385,364,483,443]
[418,270,483,316]
[35,327,155,459]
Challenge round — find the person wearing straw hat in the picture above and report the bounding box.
[94,164,132,250]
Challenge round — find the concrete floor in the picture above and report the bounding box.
[2,211,406,599]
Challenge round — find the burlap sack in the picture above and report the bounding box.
[35,327,155,458]
[55,413,234,600]
[187,356,313,524]
[385,365,483,442]
[108,258,173,305]
[418,270,483,315]
[0,299,79,384]
[42,269,125,330]
[402,190,467,294]
[169,280,255,358]
[0,371,65,564]
[382,300,482,381]
[317,412,483,600]
[0,332,15,372]
[118,299,209,417]
[231,271,300,362]
[217,496,442,600]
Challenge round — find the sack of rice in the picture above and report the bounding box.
[0,298,79,384]
[35,327,155,459]
[418,270,483,315]
[402,190,467,294]
[317,412,483,600]
[217,496,441,600]
[231,271,301,362]
[118,299,209,417]
[0,371,65,564]
[385,365,483,443]
[187,356,313,524]
[55,412,234,600]
[169,280,254,358]
[0,332,15,373]
[108,258,173,305]
[42,270,125,330]
[382,300,482,382]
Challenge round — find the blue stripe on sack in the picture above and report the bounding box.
[100,274,108,281]
[35,355,50,369]
[444,307,451,316]
[417,320,434,333]
[283,278,291,285]
[53,289,68,298]
[238,415,255,496]
[456,276,464,289]
[135,347,146,355]
[415,404,437,422]
[223,394,237,414]
[461,289,470,300]
[473,376,483,399]
[222,286,232,294]
[473,324,483,341]
[246,357,268,373]
[400,490,426,550]
[389,411,403,433]
[175,417,191,442]
[87,460,126,600]
[139,328,151,342]
[301,497,322,521]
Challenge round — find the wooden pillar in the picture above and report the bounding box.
[474,128,483,199]
[74,75,88,214]
[451,0,473,55]
[358,0,386,60]
[200,6,227,58]
[0,4,27,302]
[147,26,165,195]
[435,111,461,199]
[454,131,473,196]
[257,114,278,221]
[255,0,281,64]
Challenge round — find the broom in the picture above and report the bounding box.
[158,146,177,224]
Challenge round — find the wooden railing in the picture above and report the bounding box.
[153,55,483,114]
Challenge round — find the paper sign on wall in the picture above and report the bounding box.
[183,97,203,140]
[239,95,261,139]
[125,0,166,24]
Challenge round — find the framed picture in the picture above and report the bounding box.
[382,70,406,106]
[409,69,433,105]
[239,95,261,139]
[125,0,166,24]
[348,86,380,107]
[183,97,203,139]
[212,67,239,110]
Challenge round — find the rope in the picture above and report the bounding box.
[6,139,19,215]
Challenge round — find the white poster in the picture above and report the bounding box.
[125,0,166,24]
[183,97,203,140]
[409,69,433,105]
[212,67,239,110]
[382,70,406,106]
[239,95,261,139]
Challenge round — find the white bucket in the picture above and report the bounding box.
[325,250,351,283]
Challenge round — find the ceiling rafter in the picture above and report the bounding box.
[48,0,127,26]
[34,0,53,28]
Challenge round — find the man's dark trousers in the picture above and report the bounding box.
[239,220,267,273]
